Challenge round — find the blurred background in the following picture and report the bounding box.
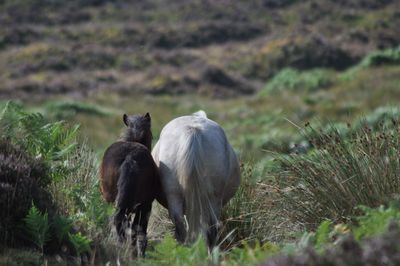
[1,0,400,168]
[2,1,400,263]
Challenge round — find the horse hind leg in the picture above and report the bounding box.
[207,219,218,249]
[206,202,221,250]
[158,162,186,243]
[167,193,186,243]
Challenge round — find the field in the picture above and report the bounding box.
[1,0,400,265]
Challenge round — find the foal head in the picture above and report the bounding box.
[122,113,152,150]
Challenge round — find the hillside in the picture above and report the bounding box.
[1,0,400,99]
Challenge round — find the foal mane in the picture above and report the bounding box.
[121,127,153,150]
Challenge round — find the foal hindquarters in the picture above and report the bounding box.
[101,142,159,257]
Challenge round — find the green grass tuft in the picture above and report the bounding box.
[261,68,334,94]
[359,46,400,68]
[45,101,113,120]
[273,119,400,229]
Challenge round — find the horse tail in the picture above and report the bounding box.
[176,125,214,242]
[116,154,137,210]
[192,110,207,118]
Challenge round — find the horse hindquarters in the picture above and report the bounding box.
[154,114,240,249]
[175,127,220,246]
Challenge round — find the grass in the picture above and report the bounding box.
[273,118,400,229]
[219,165,274,247]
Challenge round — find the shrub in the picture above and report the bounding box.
[0,102,100,256]
[273,119,400,229]
[0,139,52,245]
[0,101,80,184]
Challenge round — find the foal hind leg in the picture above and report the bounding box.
[114,208,128,243]
[115,157,136,244]
[131,203,152,258]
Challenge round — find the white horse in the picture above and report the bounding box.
[152,110,240,248]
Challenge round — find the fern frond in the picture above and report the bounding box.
[68,232,91,255]
[0,101,24,138]
[52,215,73,244]
[22,203,51,252]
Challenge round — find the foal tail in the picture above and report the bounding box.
[176,125,215,243]
[116,155,137,210]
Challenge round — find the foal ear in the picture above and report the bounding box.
[123,114,129,126]
[144,112,151,121]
